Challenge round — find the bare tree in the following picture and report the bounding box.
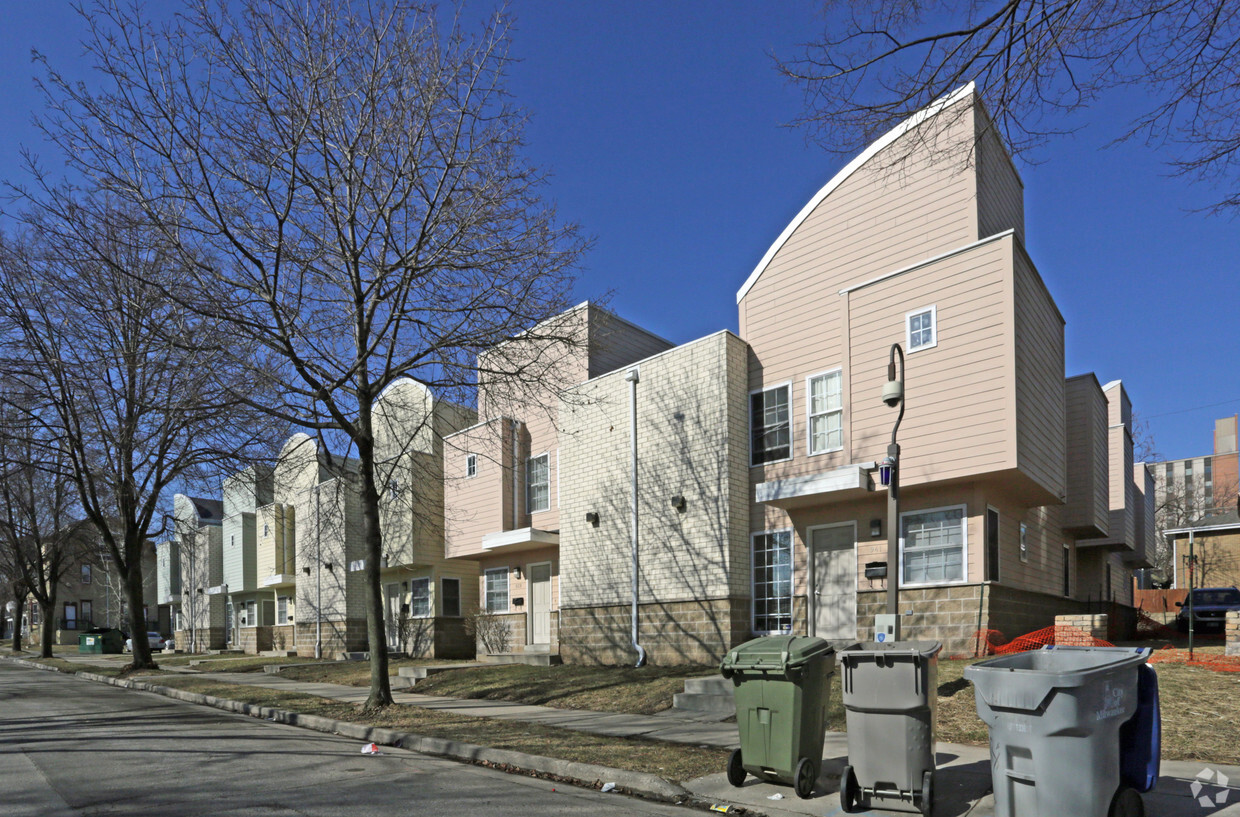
[36,0,585,706]
[0,403,94,658]
[0,209,275,670]
[778,1,1240,212]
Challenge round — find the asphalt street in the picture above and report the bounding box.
[0,661,700,817]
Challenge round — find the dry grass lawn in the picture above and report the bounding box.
[150,676,728,783]
[410,664,721,715]
[276,657,478,686]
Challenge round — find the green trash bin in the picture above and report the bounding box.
[720,635,835,799]
[78,628,125,654]
[838,640,941,815]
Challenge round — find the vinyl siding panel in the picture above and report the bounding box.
[1012,249,1066,501]
[588,308,675,378]
[1063,375,1110,535]
[443,418,513,559]
[976,120,1025,244]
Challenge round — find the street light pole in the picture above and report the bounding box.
[879,343,906,642]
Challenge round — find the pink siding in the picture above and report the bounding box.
[443,418,513,559]
[1012,247,1066,503]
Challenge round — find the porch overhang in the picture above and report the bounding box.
[481,527,559,555]
[260,573,297,588]
[205,584,228,596]
[755,464,874,509]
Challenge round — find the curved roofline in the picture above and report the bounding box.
[736,82,976,304]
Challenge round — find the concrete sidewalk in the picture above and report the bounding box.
[178,670,1240,816]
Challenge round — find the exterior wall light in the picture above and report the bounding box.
[670,495,687,512]
[870,518,883,538]
[585,511,600,526]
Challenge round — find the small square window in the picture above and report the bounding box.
[466,454,477,478]
[906,306,937,352]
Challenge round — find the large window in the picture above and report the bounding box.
[807,371,843,455]
[752,531,792,633]
[906,306,937,351]
[485,568,509,613]
[526,454,550,513]
[411,577,431,617]
[901,507,965,585]
[442,578,461,618]
[750,384,791,465]
[984,508,1000,582]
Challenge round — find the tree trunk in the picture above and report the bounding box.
[356,426,393,709]
[39,597,55,658]
[126,543,155,670]
[8,587,22,652]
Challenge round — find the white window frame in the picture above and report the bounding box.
[484,567,510,613]
[81,564,92,584]
[441,577,462,618]
[1019,522,1029,563]
[243,599,257,628]
[526,453,550,514]
[749,381,793,467]
[277,595,291,623]
[899,504,968,587]
[805,369,844,456]
[905,305,938,353]
[466,453,477,478]
[750,529,794,635]
[410,577,431,618]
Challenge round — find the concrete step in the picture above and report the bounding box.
[683,675,731,695]
[477,653,562,666]
[396,662,484,680]
[390,675,416,690]
[259,650,298,658]
[672,692,736,716]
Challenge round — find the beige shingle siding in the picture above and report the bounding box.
[1012,247,1066,502]
[443,417,513,558]
[975,109,1025,244]
[1063,375,1111,536]
[559,331,748,608]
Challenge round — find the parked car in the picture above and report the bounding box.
[1175,587,1240,633]
[124,631,168,652]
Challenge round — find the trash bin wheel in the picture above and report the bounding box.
[839,764,859,813]
[918,769,934,816]
[794,757,816,799]
[726,748,746,788]
[1109,785,1144,817]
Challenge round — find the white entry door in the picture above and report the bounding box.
[528,563,552,645]
[385,583,402,650]
[811,525,857,640]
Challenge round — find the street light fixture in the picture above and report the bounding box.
[877,343,906,643]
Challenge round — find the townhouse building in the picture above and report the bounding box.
[445,84,1153,661]
[171,494,226,650]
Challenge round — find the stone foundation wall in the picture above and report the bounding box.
[1055,614,1108,645]
[1227,611,1240,658]
[174,627,226,652]
[293,618,366,658]
[559,597,748,665]
[238,626,273,655]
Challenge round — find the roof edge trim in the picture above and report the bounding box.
[736,82,976,305]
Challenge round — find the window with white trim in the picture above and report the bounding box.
[906,306,937,352]
[484,568,509,613]
[81,564,92,584]
[752,531,792,633]
[277,595,291,623]
[466,454,477,478]
[244,599,256,627]
[807,370,843,455]
[750,385,791,465]
[442,578,461,617]
[902,507,965,585]
[526,454,550,513]
[411,577,431,617]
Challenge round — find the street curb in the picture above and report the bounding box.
[4,656,691,804]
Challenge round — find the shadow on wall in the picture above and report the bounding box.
[562,366,748,666]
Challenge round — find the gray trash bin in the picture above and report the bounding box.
[964,645,1153,817]
[837,640,941,815]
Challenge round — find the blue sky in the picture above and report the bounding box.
[1,3,1235,462]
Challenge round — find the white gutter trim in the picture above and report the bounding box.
[736,82,976,305]
[838,229,1014,296]
[1164,522,1240,535]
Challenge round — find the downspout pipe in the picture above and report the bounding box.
[625,368,647,668]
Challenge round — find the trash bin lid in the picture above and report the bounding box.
[965,645,1151,712]
[839,640,941,665]
[721,635,834,672]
